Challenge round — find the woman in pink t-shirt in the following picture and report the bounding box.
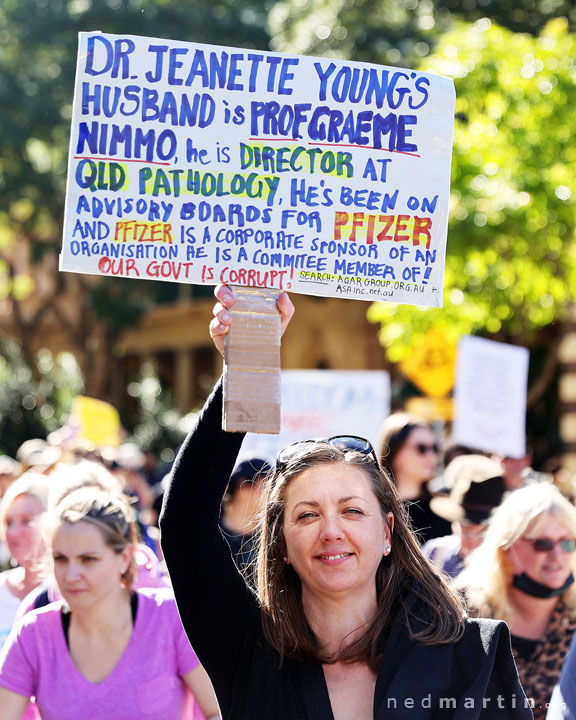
[0,488,219,720]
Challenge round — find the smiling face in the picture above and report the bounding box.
[506,513,575,590]
[4,494,45,567]
[52,520,132,610]
[282,462,393,606]
[392,427,438,486]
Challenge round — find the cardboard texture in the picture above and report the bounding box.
[223,286,281,433]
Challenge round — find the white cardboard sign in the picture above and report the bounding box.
[453,336,530,458]
[60,32,455,307]
[238,369,390,462]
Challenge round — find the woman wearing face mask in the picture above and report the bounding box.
[159,285,531,720]
[456,483,576,720]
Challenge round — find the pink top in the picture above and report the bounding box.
[0,588,200,720]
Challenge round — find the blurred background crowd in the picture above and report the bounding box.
[3,0,576,718]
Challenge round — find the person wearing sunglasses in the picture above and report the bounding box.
[378,413,451,544]
[160,285,531,720]
[456,483,576,720]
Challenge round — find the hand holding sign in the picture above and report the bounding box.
[211,284,295,432]
[209,285,295,356]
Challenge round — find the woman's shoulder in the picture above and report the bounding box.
[462,616,509,637]
[17,601,65,626]
[134,587,179,621]
[5,600,65,647]
[456,617,515,660]
[135,586,175,605]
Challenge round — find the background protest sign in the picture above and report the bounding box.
[69,395,121,447]
[60,32,455,308]
[452,336,530,458]
[239,369,390,461]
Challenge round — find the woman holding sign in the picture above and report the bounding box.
[160,285,531,720]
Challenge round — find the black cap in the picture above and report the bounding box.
[227,458,272,496]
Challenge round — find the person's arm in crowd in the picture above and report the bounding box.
[159,286,294,669]
[0,688,29,720]
[182,663,221,720]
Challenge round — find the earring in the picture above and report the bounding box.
[384,546,391,555]
[283,556,289,563]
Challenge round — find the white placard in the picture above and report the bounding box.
[453,336,529,458]
[238,370,390,462]
[60,32,455,307]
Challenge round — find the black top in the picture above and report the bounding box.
[61,593,138,648]
[160,379,532,720]
[404,493,452,545]
[510,635,539,662]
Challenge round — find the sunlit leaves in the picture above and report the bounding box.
[369,19,576,359]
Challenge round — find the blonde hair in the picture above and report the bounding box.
[0,472,50,541]
[47,461,122,510]
[457,483,576,622]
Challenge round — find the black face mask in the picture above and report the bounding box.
[512,572,575,599]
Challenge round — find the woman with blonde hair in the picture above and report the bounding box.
[457,483,576,720]
[0,473,50,650]
[0,487,219,720]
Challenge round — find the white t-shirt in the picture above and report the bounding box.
[0,572,21,650]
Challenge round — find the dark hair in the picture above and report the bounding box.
[377,413,432,480]
[47,488,139,587]
[252,445,465,672]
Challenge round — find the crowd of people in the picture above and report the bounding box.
[0,285,574,718]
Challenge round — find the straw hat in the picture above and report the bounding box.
[430,455,505,525]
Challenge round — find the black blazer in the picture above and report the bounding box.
[160,380,532,720]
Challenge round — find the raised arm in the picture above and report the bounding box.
[159,286,294,671]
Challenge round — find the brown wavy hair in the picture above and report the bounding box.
[251,444,466,672]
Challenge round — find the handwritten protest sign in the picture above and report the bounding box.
[238,369,390,461]
[452,336,530,458]
[60,32,455,307]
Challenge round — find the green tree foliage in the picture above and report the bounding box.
[0,0,271,393]
[0,0,270,252]
[269,0,442,68]
[368,19,576,361]
[268,0,576,70]
[0,342,84,458]
[126,362,194,461]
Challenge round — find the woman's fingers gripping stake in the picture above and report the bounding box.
[209,284,295,357]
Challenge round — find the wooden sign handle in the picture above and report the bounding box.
[222,286,281,433]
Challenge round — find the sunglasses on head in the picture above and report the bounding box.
[413,442,439,456]
[276,435,378,471]
[522,537,576,553]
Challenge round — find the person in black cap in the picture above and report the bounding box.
[422,455,506,578]
[220,457,271,570]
